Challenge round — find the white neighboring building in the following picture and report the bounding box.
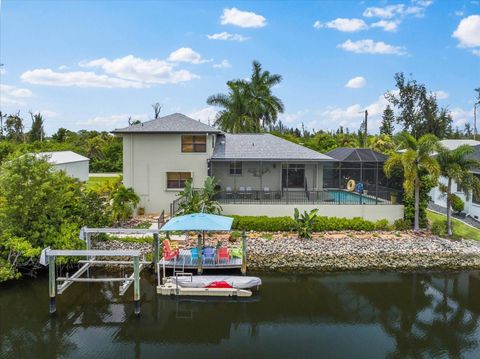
[429,140,480,221]
[37,151,90,182]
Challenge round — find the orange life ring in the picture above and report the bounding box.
[346,179,356,192]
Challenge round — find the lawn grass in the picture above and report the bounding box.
[427,210,480,241]
[86,176,118,191]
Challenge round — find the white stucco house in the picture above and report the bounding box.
[36,151,90,182]
[429,139,480,222]
[113,113,404,222]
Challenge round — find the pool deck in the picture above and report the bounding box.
[160,249,243,270]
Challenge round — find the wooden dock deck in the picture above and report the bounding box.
[160,249,243,269]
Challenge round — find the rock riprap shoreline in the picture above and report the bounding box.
[94,232,480,272]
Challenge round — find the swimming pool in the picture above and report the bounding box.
[325,190,380,204]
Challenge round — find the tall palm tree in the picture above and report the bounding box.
[207,81,257,133]
[247,60,284,129]
[436,145,480,236]
[384,132,440,231]
[207,61,284,133]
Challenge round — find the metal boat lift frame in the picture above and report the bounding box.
[43,227,162,316]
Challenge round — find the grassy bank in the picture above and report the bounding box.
[86,176,119,191]
[427,210,480,241]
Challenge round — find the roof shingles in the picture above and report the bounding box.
[212,134,334,161]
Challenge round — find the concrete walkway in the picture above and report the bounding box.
[428,202,480,229]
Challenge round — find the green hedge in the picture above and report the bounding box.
[230,215,385,232]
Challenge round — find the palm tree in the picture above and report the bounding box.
[436,145,480,236]
[207,61,284,133]
[110,185,140,223]
[384,132,440,231]
[247,60,284,129]
[207,81,257,133]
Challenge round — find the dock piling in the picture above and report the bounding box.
[241,230,247,275]
[133,255,141,315]
[153,233,159,274]
[48,255,56,314]
[197,234,203,275]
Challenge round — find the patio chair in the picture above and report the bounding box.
[203,246,215,265]
[230,242,243,259]
[245,186,253,199]
[263,186,271,200]
[190,247,200,264]
[225,186,233,199]
[216,247,230,264]
[163,239,179,261]
[238,186,246,199]
[166,239,181,250]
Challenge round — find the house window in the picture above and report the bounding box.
[473,174,480,205]
[229,162,242,175]
[456,182,464,193]
[167,172,191,189]
[182,135,206,153]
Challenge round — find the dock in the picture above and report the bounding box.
[160,249,242,270]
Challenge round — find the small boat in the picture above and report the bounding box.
[157,274,262,297]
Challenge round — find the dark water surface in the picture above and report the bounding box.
[2,271,480,358]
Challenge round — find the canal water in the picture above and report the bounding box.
[2,271,480,358]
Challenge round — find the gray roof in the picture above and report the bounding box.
[212,134,334,161]
[35,151,89,164]
[112,113,221,134]
[439,139,480,150]
[326,148,388,162]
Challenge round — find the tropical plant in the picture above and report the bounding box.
[293,208,319,239]
[110,185,140,223]
[436,144,480,236]
[207,60,284,133]
[384,132,440,231]
[178,176,222,214]
[450,194,465,214]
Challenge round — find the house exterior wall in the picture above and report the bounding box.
[221,203,404,223]
[430,175,480,221]
[122,133,215,213]
[53,160,89,182]
[211,162,323,191]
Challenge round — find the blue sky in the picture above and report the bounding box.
[0,0,479,135]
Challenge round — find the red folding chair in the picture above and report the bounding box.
[217,247,230,264]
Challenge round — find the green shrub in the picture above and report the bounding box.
[394,218,412,231]
[431,220,447,237]
[449,194,464,214]
[294,208,318,239]
[374,219,391,230]
[231,215,380,232]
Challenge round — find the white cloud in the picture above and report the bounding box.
[207,32,249,42]
[21,68,145,88]
[220,8,266,28]
[39,54,200,87]
[40,110,58,117]
[167,47,210,64]
[188,107,218,125]
[371,20,399,32]
[78,113,148,127]
[433,90,449,99]
[363,5,405,19]
[314,18,368,32]
[453,15,480,49]
[450,107,473,127]
[0,84,33,106]
[454,10,465,17]
[473,49,480,56]
[58,65,69,70]
[338,39,407,55]
[213,59,231,69]
[345,76,366,88]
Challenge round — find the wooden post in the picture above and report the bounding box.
[133,255,140,315]
[197,234,203,275]
[241,230,247,275]
[48,255,56,314]
[153,233,159,274]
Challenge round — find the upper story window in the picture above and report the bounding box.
[182,135,206,153]
[229,162,242,176]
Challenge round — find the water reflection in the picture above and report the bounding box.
[1,271,480,358]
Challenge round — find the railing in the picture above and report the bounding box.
[214,188,403,205]
[170,196,186,216]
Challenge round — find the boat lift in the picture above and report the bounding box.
[41,227,161,316]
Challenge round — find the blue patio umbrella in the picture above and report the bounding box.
[160,213,233,232]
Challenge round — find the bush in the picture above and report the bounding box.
[374,219,392,231]
[294,208,318,239]
[394,218,413,231]
[231,215,381,232]
[431,220,447,237]
[449,194,464,214]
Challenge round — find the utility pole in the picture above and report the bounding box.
[475,88,480,141]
